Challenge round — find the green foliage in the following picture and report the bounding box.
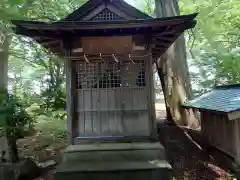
[180,0,240,89]
[0,91,34,138]
[136,0,240,93]
[135,0,155,16]
[35,111,67,141]
[1,0,88,115]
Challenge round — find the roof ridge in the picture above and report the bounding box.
[215,84,240,89]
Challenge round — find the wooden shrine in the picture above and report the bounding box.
[12,0,197,179]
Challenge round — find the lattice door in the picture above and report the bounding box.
[75,59,150,137]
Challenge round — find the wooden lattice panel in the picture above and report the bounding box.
[90,9,124,21]
[75,59,145,89]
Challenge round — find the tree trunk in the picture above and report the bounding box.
[0,33,20,162]
[154,0,198,127]
[0,33,8,91]
[7,135,19,163]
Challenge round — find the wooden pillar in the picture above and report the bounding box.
[71,61,78,141]
[63,40,77,145]
[147,45,157,140]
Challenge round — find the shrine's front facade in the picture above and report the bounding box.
[12,0,197,179]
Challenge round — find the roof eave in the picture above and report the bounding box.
[11,13,197,58]
[182,105,228,114]
[11,13,198,30]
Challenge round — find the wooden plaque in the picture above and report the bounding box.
[81,36,133,54]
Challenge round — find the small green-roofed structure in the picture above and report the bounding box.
[184,84,240,114]
[183,84,240,164]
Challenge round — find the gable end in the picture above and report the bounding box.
[90,9,124,21]
[62,0,152,22]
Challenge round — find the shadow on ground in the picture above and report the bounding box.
[157,120,233,179]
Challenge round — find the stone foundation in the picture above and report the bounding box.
[54,142,172,180]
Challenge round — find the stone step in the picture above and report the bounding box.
[54,160,173,180]
[63,142,166,162]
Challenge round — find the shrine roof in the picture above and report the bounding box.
[12,13,197,29]
[11,13,197,57]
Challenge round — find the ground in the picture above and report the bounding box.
[18,115,67,164]
[157,122,235,180]
[15,114,237,180]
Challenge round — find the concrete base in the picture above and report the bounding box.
[54,142,172,180]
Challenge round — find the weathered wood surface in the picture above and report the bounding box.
[65,45,74,145]
[201,112,236,159]
[81,36,133,55]
[76,88,149,136]
[73,56,155,138]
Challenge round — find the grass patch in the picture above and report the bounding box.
[35,113,67,143]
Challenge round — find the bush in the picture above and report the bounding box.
[3,95,33,137]
[35,110,67,142]
[0,91,34,162]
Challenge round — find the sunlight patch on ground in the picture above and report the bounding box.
[155,102,166,111]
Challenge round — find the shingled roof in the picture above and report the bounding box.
[183,84,240,113]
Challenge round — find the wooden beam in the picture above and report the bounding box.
[81,4,106,21]
[64,40,74,145]
[106,4,132,20]
[71,60,78,140]
[155,36,174,41]
[40,40,60,46]
[37,38,56,42]
[155,43,169,48]
[16,16,196,31]
[16,26,61,39]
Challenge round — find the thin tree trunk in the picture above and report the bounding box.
[0,33,20,162]
[7,135,19,163]
[0,33,8,91]
[155,0,198,127]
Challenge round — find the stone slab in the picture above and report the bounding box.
[63,148,166,162]
[63,142,166,162]
[56,160,171,172]
[64,142,164,152]
[54,161,172,180]
[55,169,173,180]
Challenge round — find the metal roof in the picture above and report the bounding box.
[183,84,240,113]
